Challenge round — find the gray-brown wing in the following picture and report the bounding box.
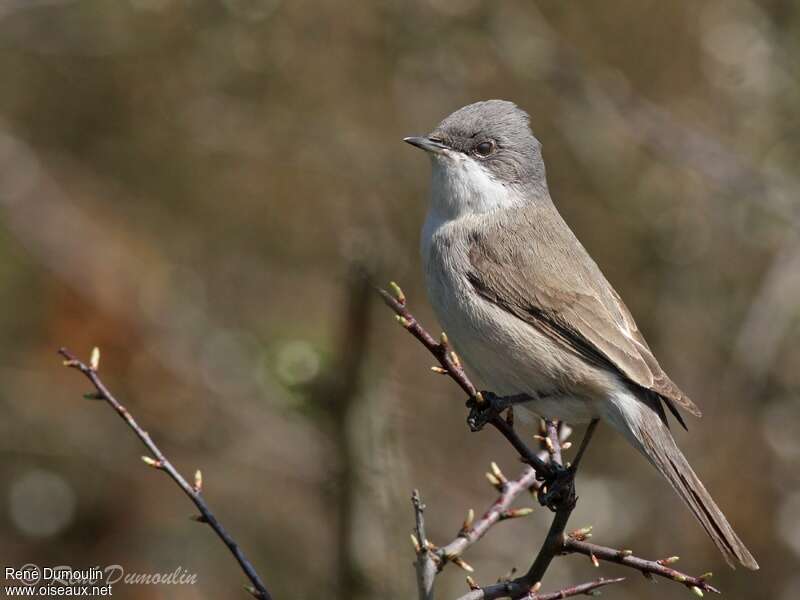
[466,207,701,418]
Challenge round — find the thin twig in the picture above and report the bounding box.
[518,502,573,591]
[510,422,593,595]
[412,490,438,600]
[531,577,626,600]
[489,416,552,476]
[378,286,477,398]
[58,347,272,600]
[379,285,550,476]
[437,465,540,570]
[563,538,720,595]
[569,420,599,472]
[458,576,626,600]
[544,421,562,466]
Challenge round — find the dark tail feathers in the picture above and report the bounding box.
[636,412,758,570]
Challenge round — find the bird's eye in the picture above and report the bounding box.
[475,140,495,157]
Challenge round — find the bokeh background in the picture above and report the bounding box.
[1,0,799,598]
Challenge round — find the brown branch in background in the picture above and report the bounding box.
[315,267,374,599]
[57,347,272,600]
[378,283,720,600]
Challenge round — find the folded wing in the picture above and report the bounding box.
[466,205,702,420]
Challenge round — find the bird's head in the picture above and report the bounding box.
[405,100,548,219]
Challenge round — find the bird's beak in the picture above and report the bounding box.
[403,136,449,154]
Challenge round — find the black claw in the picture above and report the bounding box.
[466,391,509,432]
[536,462,576,512]
[466,392,535,431]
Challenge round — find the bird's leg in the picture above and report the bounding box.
[466,391,532,432]
[537,420,599,512]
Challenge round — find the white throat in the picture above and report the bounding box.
[429,155,514,219]
[422,155,521,257]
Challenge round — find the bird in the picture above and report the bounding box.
[404,99,758,570]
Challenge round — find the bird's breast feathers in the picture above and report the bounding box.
[421,212,621,411]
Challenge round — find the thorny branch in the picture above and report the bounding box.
[563,537,719,593]
[58,347,272,600]
[436,463,539,572]
[378,285,552,479]
[379,283,720,600]
[410,473,536,600]
[458,577,626,600]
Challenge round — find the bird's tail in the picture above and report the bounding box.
[632,408,759,570]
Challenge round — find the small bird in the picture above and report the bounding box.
[404,99,758,570]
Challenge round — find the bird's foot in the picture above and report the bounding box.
[466,391,526,432]
[537,462,576,512]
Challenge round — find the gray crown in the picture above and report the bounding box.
[431,100,547,187]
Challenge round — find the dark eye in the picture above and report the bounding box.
[475,140,495,157]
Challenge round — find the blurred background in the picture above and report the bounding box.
[0,0,798,598]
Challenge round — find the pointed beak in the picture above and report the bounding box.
[403,136,449,154]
